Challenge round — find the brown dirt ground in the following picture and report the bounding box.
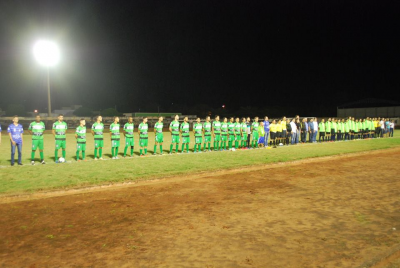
[1,149,400,268]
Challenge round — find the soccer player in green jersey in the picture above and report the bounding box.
[180,117,190,153]
[138,117,149,156]
[240,117,247,148]
[52,114,68,162]
[91,115,104,160]
[228,117,235,150]
[251,117,259,148]
[202,116,212,152]
[193,117,203,153]
[28,115,45,165]
[220,117,228,151]
[154,116,164,155]
[123,117,135,157]
[169,114,180,154]
[110,117,120,159]
[212,115,221,151]
[234,117,241,149]
[75,118,87,161]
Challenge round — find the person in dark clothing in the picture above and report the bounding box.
[286,119,291,146]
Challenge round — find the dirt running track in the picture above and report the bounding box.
[1,149,400,268]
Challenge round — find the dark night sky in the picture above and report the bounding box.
[0,0,399,116]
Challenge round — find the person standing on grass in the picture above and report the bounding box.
[385,119,391,138]
[263,116,270,147]
[318,119,325,142]
[276,119,283,145]
[285,119,291,146]
[290,118,297,145]
[123,117,135,157]
[212,115,222,151]
[193,117,203,153]
[313,118,318,143]
[202,116,212,152]
[269,119,277,147]
[240,117,247,149]
[258,121,265,148]
[246,117,251,148]
[110,116,120,159]
[251,117,260,148]
[28,115,45,165]
[281,116,287,144]
[180,116,190,153]
[234,117,241,149]
[295,118,301,144]
[138,117,149,156]
[325,118,331,142]
[169,114,180,154]
[301,118,307,143]
[91,116,104,160]
[75,118,87,161]
[153,116,164,155]
[309,118,314,143]
[8,115,23,166]
[220,117,228,151]
[52,114,68,162]
[228,117,235,150]
[344,119,350,140]
[390,120,395,137]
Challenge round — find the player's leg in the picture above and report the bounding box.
[124,139,129,156]
[82,144,86,160]
[62,141,66,159]
[76,144,81,161]
[39,140,44,163]
[31,140,37,164]
[55,141,59,161]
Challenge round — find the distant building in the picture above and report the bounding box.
[337,98,400,118]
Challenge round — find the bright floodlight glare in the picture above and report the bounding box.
[33,40,60,67]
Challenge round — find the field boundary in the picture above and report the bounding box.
[1,146,399,204]
[357,244,400,268]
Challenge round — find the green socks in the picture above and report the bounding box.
[55,150,58,160]
[140,149,142,155]
[62,150,66,158]
[170,144,173,153]
[31,151,35,161]
[111,148,115,157]
[124,146,128,156]
[94,148,98,158]
[175,144,179,152]
[76,151,80,160]
[99,148,103,158]
[154,145,157,153]
[144,149,147,154]
[131,147,134,155]
[160,145,163,154]
[186,143,189,152]
[40,152,44,161]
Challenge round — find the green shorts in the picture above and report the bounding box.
[76,143,86,151]
[252,133,259,141]
[155,133,164,143]
[94,139,104,148]
[228,135,235,142]
[241,135,247,141]
[55,139,66,149]
[139,138,148,147]
[221,135,227,142]
[195,137,202,144]
[32,139,44,150]
[171,134,180,143]
[204,134,211,143]
[111,139,120,148]
[182,136,190,144]
[125,137,134,146]
[214,134,221,141]
[234,134,241,141]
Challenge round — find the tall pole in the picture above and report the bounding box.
[47,67,52,117]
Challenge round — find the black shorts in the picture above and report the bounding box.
[320,132,325,137]
[276,132,282,138]
[270,132,276,139]
[331,129,335,135]
[326,132,331,135]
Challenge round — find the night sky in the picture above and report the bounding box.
[0,0,399,117]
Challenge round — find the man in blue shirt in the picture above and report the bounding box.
[7,115,24,166]
[263,116,270,147]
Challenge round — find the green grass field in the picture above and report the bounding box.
[0,130,399,195]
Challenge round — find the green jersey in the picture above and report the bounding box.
[170,120,180,135]
[92,122,104,139]
[138,123,148,138]
[123,123,134,138]
[325,121,331,131]
[53,121,68,139]
[76,126,86,143]
[110,123,120,140]
[154,122,163,133]
[203,122,211,135]
[234,122,241,134]
[345,122,350,132]
[258,125,265,136]
[29,121,45,140]
[180,122,190,137]
[194,123,203,137]
[221,122,228,134]
[319,122,325,132]
[251,122,259,133]
[228,122,235,134]
[241,122,247,134]
[213,121,221,134]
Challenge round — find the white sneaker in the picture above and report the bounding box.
[99,157,104,160]
[112,157,116,160]
[31,161,35,165]
[94,158,98,161]
[115,156,119,159]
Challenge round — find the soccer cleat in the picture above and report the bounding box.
[41,160,46,164]
[153,153,156,155]
[31,161,35,165]
[115,157,119,159]
[99,157,104,160]
[94,158,98,161]
[18,163,23,166]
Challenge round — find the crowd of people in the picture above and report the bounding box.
[0,114,395,166]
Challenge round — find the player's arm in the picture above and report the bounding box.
[91,125,95,136]
[212,124,215,137]
[8,132,16,145]
[138,125,141,136]
[28,123,33,135]
[169,123,172,133]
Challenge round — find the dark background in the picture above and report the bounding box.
[0,0,399,117]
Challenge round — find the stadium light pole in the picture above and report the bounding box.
[33,40,60,117]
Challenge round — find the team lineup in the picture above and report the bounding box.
[1,114,395,165]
